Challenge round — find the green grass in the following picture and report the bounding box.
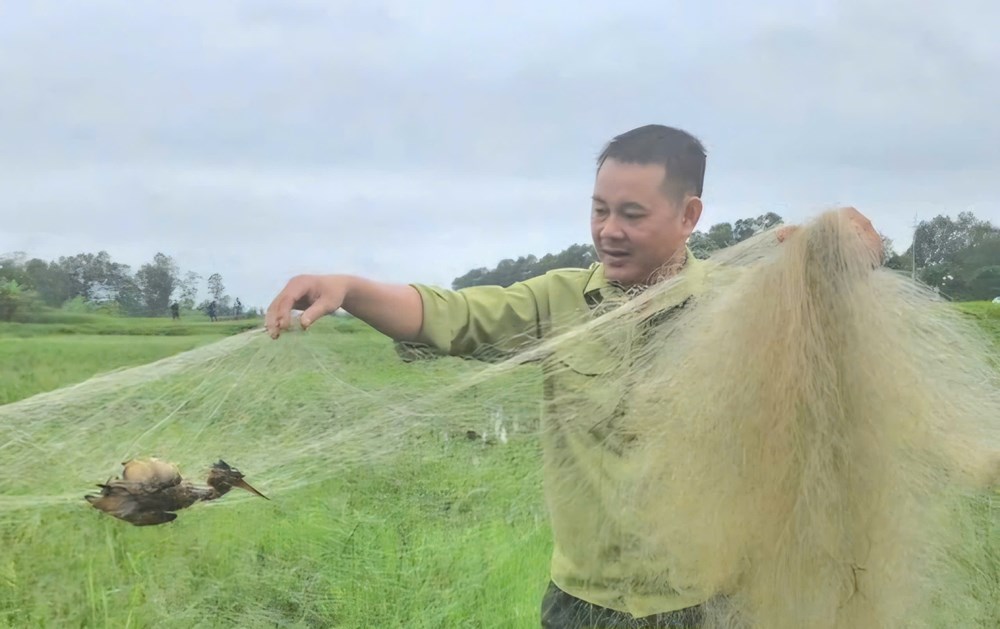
[0,309,997,627]
[0,315,551,628]
[1,311,260,338]
[0,335,225,405]
[0,315,261,405]
[1,435,550,628]
[958,300,1000,346]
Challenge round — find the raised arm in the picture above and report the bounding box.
[265,274,423,341]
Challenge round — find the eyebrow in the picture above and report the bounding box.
[592,196,647,212]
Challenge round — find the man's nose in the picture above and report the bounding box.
[599,214,625,240]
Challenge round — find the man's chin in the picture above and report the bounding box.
[603,267,640,287]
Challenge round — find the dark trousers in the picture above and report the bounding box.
[540,582,705,629]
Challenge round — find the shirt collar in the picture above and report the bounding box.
[584,247,700,304]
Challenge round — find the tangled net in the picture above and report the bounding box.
[0,208,997,628]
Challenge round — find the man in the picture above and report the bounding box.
[265,124,882,627]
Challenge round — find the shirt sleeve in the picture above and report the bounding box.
[407,279,549,359]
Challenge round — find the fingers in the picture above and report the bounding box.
[839,207,883,264]
[778,209,882,266]
[264,296,291,339]
[300,301,331,330]
[266,275,345,339]
[776,225,799,243]
[266,276,311,339]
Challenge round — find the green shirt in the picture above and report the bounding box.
[409,253,710,616]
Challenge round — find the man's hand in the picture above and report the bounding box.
[266,274,349,339]
[777,207,884,265]
[265,274,425,342]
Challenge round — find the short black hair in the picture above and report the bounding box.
[596,124,707,199]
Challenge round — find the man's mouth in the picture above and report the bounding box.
[602,249,630,262]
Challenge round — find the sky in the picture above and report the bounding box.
[1,0,998,310]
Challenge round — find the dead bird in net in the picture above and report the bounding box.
[85,458,269,526]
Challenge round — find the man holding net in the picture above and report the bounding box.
[265,125,884,628]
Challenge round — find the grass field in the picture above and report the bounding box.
[0,303,997,627]
[0,312,551,628]
[0,313,261,405]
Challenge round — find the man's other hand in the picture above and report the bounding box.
[777,207,884,266]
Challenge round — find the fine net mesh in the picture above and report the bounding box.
[1,208,998,628]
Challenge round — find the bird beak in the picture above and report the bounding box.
[233,478,269,500]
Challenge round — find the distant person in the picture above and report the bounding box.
[208,301,218,322]
[264,124,883,628]
[234,298,243,319]
[170,302,180,320]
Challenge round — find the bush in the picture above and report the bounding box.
[60,296,93,313]
[0,280,45,322]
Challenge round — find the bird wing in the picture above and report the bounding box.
[85,479,181,526]
[122,509,178,526]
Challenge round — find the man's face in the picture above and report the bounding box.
[590,159,702,287]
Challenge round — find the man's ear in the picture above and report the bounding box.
[681,196,703,236]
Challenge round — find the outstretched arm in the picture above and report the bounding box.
[265,274,424,341]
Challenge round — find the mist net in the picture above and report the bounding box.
[1,208,997,628]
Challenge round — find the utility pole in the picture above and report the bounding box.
[911,213,918,281]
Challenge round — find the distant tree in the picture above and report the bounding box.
[687,232,718,260]
[115,275,145,316]
[965,266,1000,300]
[0,279,43,322]
[135,253,179,316]
[0,279,23,322]
[551,243,599,269]
[178,271,201,310]
[896,212,1000,300]
[707,222,736,249]
[0,252,30,287]
[32,251,133,306]
[100,259,135,305]
[207,273,225,302]
[953,234,1000,278]
[732,212,783,243]
[453,267,489,289]
[912,212,997,269]
[885,250,911,273]
[55,252,99,301]
[22,258,70,306]
[879,233,897,267]
[452,243,597,289]
[686,212,784,260]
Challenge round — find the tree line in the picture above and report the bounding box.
[452,211,1000,302]
[883,211,1000,301]
[2,210,995,323]
[0,250,258,322]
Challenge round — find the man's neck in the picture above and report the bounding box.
[612,252,690,297]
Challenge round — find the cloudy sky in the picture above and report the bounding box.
[1,0,997,309]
